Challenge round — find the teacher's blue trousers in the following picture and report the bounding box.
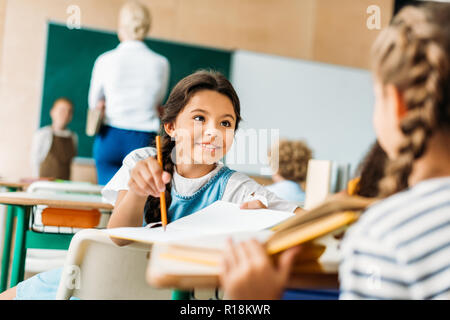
[93,125,157,185]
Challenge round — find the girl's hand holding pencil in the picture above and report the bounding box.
[128,156,171,198]
[127,136,169,231]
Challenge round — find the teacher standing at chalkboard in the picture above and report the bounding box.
[88,0,170,185]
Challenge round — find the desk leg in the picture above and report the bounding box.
[10,206,28,287]
[0,205,15,292]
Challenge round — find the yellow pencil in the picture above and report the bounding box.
[156,136,168,231]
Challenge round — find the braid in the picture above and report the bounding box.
[373,4,450,197]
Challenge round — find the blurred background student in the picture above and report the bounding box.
[88,0,170,185]
[266,139,312,204]
[30,97,77,180]
[347,140,388,197]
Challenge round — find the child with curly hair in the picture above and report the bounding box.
[266,139,312,204]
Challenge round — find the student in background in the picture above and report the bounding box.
[30,97,77,180]
[88,0,170,185]
[262,141,389,300]
[220,3,450,300]
[280,140,392,300]
[265,139,312,205]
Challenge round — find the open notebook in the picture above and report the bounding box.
[103,200,295,244]
[146,194,377,289]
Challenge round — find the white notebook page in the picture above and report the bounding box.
[104,200,294,244]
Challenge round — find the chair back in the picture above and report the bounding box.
[56,229,172,300]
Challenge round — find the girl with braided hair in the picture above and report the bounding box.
[338,2,450,300]
[219,2,450,300]
[0,70,305,300]
[104,70,304,235]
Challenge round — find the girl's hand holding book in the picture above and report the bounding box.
[219,238,301,300]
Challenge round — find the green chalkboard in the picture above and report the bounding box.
[40,22,232,158]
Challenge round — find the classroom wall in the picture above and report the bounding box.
[0,0,125,180]
[0,0,392,180]
[313,0,393,68]
[152,0,317,62]
[226,50,376,177]
[0,0,6,65]
[146,0,393,69]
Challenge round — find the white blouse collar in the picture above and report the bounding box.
[172,163,224,196]
[117,40,147,49]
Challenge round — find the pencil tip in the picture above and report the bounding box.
[163,226,166,232]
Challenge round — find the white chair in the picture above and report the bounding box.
[56,229,172,300]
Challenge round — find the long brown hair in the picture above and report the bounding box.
[354,140,397,198]
[371,3,450,197]
[143,70,242,224]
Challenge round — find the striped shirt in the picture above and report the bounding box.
[339,176,450,300]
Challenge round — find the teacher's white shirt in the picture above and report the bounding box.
[88,40,170,132]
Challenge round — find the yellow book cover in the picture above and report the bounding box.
[146,195,377,289]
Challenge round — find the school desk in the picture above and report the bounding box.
[0,181,30,190]
[0,179,102,287]
[0,191,113,289]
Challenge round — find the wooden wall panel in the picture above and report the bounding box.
[313,0,394,69]
[234,0,316,60]
[172,0,316,60]
[142,0,316,60]
[140,0,180,40]
[0,0,7,65]
[0,0,394,179]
